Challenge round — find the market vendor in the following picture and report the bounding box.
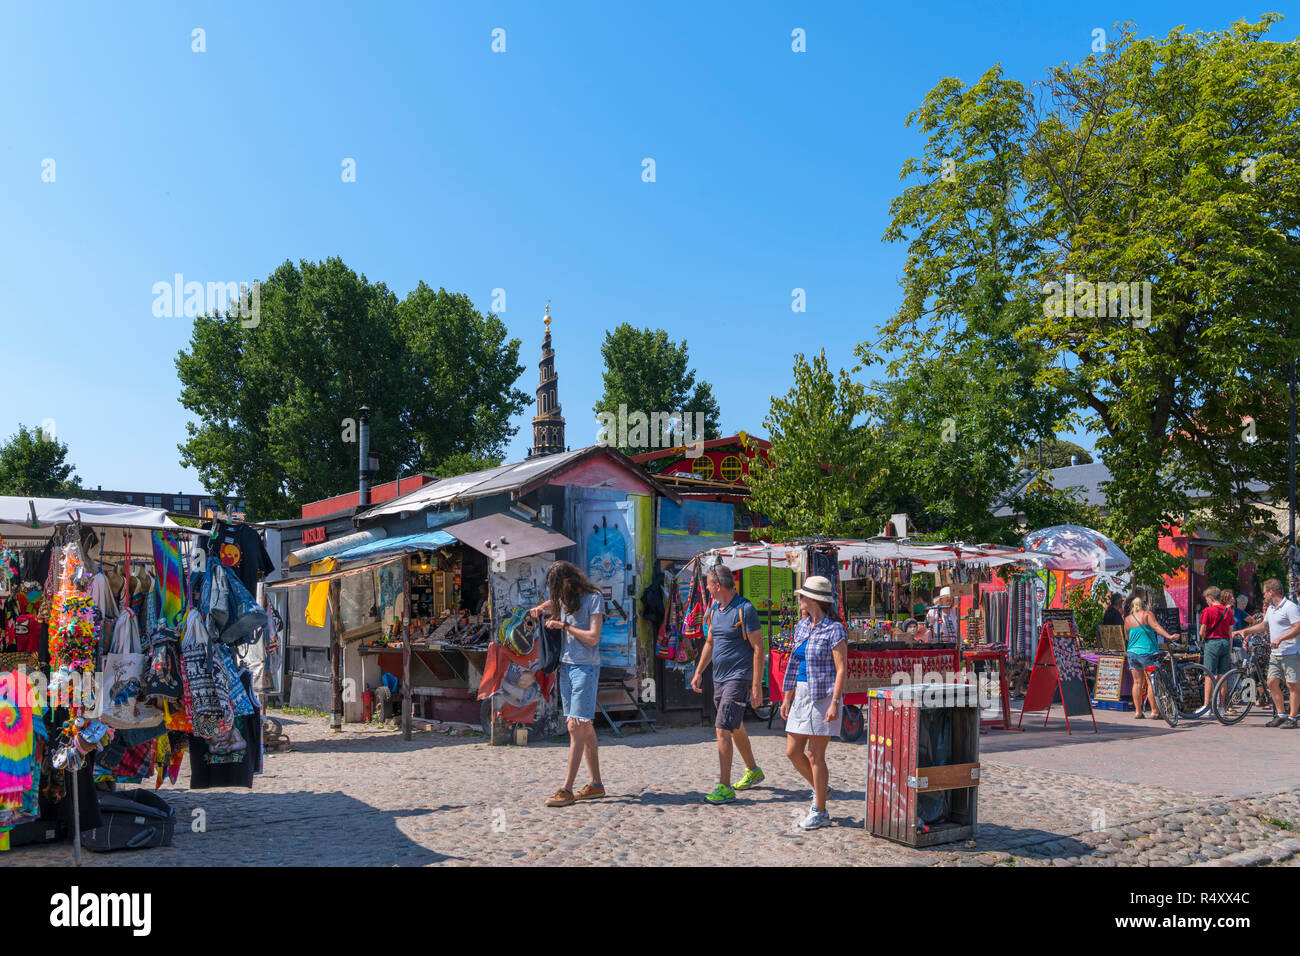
[926,587,959,640]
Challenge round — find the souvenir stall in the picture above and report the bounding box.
[269,514,576,741]
[0,496,267,857]
[672,539,1043,739]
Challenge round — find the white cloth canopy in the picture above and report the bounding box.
[693,538,1045,575]
[0,496,198,555]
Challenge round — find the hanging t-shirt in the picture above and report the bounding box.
[206,521,274,594]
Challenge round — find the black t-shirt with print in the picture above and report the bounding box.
[206,521,274,594]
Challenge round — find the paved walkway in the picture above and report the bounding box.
[4,702,1296,866]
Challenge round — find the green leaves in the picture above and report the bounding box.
[878,16,1300,573]
[0,425,80,497]
[176,259,528,519]
[593,325,721,453]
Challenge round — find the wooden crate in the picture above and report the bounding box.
[865,685,981,847]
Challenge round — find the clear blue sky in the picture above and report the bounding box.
[2,1,1290,503]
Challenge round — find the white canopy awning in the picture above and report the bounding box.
[691,538,1050,575]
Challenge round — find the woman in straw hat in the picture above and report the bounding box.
[779,575,847,830]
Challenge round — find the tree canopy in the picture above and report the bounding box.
[876,16,1300,587]
[593,325,721,454]
[0,424,81,497]
[176,258,528,518]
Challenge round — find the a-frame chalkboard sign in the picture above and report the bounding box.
[1015,613,1098,734]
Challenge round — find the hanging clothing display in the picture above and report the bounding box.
[206,520,274,595]
[983,590,1009,646]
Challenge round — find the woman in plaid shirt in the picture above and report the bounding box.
[780,575,847,830]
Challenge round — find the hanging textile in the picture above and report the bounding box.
[983,590,1009,645]
[0,668,34,795]
[151,531,185,629]
[804,545,844,619]
[305,558,336,627]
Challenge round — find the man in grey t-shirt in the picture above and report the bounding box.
[691,564,765,803]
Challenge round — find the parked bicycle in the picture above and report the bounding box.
[1210,637,1293,725]
[1146,645,1211,727]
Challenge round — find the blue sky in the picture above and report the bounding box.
[2,1,1291,504]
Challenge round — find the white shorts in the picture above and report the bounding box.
[787,682,835,737]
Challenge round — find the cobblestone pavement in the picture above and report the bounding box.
[3,707,1297,866]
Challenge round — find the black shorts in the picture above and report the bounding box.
[713,678,750,731]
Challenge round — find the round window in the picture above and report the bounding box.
[692,456,716,479]
[719,455,743,482]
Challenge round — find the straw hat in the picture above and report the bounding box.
[796,576,834,603]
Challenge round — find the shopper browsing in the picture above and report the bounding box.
[1125,591,1176,719]
[1232,578,1300,728]
[1198,587,1233,711]
[690,564,765,804]
[530,560,607,806]
[779,575,847,831]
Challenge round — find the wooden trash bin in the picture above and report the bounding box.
[865,684,981,847]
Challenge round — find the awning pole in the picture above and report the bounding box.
[330,581,343,733]
[402,567,413,741]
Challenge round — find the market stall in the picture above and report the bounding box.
[1,496,267,858]
[670,538,1045,739]
[268,513,575,741]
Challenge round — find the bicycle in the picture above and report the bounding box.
[1145,646,1211,727]
[1210,639,1292,725]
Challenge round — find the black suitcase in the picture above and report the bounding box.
[83,790,176,852]
[6,817,67,848]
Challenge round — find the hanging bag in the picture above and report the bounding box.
[181,609,234,738]
[655,580,682,660]
[680,567,706,640]
[100,609,164,730]
[144,627,184,703]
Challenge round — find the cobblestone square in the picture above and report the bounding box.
[4,705,1297,867]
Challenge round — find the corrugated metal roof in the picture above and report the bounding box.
[445,514,575,561]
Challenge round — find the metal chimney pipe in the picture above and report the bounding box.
[359,406,372,505]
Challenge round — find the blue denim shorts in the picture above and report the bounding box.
[1127,653,1159,670]
[559,662,599,722]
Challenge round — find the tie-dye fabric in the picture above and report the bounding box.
[152,532,186,629]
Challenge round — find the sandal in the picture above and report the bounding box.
[1134,711,1145,719]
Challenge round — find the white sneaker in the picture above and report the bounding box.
[798,807,831,830]
[809,786,833,806]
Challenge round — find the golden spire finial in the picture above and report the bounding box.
[544,300,551,329]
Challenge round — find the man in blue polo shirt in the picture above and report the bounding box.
[691,563,765,803]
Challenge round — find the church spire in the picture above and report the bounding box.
[529,301,566,457]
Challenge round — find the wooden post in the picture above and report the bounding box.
[329,579,343,732]
[402,566,412,741]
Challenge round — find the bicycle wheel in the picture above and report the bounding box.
[1211,668,1253,724]
[1152,672,1179,727]
[1176,663,1211,719]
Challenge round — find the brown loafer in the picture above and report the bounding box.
[546,788,575,807]
[574,783,606,801]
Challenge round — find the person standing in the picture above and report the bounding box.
[927,587,959,640]
[780,576,847,830]
[1232,578,1300,728]
[691,564,765,804]
[1102,592,1125,628]
[1125,590,1176,718]
[1198,587,1233,709]
[530,560,607,806]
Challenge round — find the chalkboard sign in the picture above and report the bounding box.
[1093,654,1125,700]
[1049,633,1092,716]
[1017,621,1098,732]
[1152,607,1183,636]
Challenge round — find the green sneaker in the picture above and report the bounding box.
[733,767,765,790]
[705,783,736,804]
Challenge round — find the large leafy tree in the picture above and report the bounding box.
[593,325,721,453]
[744,350,873,538]
[177,258,528,518]
[0,424,81,496]
[876,17,1300,588]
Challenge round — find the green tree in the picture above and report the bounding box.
[1015,439,1094,470]
[744,350,872,538]
[876,16,1300,586]
[0,424,81,496]
[593,325,721,454]
[177,258,528,518]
